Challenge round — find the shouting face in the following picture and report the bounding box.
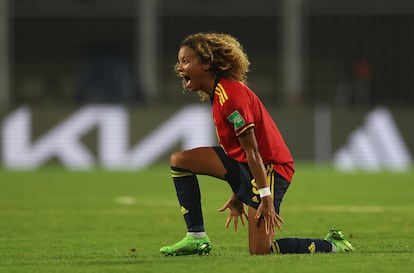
[176,46,215,95]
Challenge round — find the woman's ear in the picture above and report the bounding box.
[202,63,211,71]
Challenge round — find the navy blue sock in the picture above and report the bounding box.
[271,238,333,254]
[170,166,204,232]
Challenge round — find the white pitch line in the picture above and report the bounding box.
[114,196,137,205]
[284,205,387,213]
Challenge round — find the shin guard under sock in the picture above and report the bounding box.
[171,166,204,232]
[272,238,333,254]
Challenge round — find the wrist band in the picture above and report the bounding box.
[259,187,271,198]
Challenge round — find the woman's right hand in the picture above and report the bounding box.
[218,194,248,231]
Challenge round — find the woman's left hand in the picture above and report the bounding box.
[254,196,284,236]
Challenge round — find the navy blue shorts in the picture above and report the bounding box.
[213,146,290,213]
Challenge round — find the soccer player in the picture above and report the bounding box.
[160,33,354,256]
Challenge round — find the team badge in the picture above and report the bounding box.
[180,206,189,215]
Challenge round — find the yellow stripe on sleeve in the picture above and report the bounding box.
[215,83,229,106]
[235,123,255,136]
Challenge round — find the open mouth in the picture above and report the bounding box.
[181,75,191,88]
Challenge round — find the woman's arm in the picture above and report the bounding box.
[238,128,283,235]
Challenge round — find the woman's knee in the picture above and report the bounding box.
[249,243,272,255]
[170,150,184,167]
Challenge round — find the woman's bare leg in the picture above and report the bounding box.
[170,147,226,178]
[247,206,273,255]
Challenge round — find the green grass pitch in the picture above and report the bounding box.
[0,164,413,273]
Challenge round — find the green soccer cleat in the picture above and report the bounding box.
[160,235,212,256]
[325,228,355,253]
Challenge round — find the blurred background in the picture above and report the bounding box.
[0,0,413,170]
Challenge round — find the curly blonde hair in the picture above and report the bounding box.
[176,32,250,100]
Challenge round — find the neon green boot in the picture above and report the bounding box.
[325,228,355,252]
[160,235,212,256]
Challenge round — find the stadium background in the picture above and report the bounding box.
[0,0,413,169]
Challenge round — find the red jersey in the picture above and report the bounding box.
[212,78,295,182]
